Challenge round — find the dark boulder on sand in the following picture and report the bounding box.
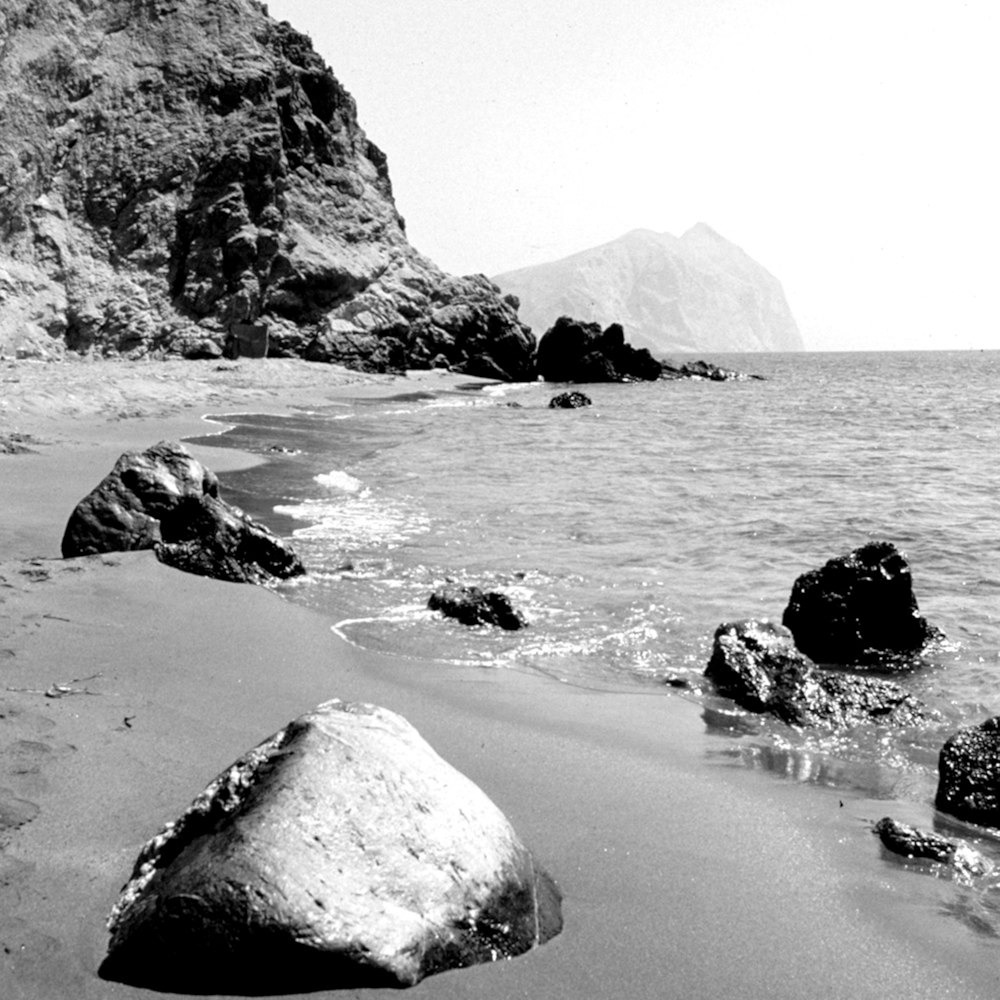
[705,619,929,728]
[428,584,526,630]
[872,817,990,876]
[782,541,942,667]
[549,391,592,409]
[535,316,662,383]
[101,700,562,992]
[61,440,304,585]
[936,717,1000,828]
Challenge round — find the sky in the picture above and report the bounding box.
[267,0,999,351]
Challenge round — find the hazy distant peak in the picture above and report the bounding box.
[681,222,727,243]
[493,225,804,354]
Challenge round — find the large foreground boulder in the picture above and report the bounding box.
[782,541,942,666]
[535,316,662,382]
[61,440,304,584]
[705,620,929,729]
[101,700,562,992]
[936,717,1000,827]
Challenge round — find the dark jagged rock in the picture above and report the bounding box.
[705,620,929,729]
[428,584,526,630]
[782,541,943,667]
[535,317,662,383]
[61,440,303,585]
[873,817,990,876]
[549,391,592,409]
[101,700,562,992]
[936,717,1000,827]
[0,0,534,378]
[660,359,764,382]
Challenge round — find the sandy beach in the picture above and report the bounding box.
[1,357,996,999]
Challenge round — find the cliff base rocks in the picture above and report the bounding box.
[101,700,561,992]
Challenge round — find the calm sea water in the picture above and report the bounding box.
[192,350,1000,823]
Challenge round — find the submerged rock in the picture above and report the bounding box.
[549,391,592,409]
[873,817,990,876]
[705,620,929,729]
[428,584,526,630]
[101,700,562,992]
[61,441,303,585]
[782,541,942,667]
[535,317,662,383]
[936,717,1000,827]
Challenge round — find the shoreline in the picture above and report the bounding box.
[1,358,997,998]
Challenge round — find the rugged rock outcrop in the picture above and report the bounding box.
[0,0,534,377]
[936,717,1000,828]
[495,225,804,356]
[872,817,990,876]
[782,542,943,667]
[660,359,763,382]
[428,584,526,630]
[535,316,662,382]
[549,391,592,409]
[705,620,929,729]
[61,440,303,584]
[101,700,562,992]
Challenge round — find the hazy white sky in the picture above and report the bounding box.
[267,0,998,351]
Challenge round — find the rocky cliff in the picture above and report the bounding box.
[0,0,534,377]
[493,225,803,355]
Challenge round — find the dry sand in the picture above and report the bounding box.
[0,358,995,998]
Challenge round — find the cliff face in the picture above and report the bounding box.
[0,0,534,377]
[493,225,803,355]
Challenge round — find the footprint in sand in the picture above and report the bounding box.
[0,790,39,832]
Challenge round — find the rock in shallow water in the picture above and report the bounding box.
[873,817,990,876]
[61,440,304,585]
[548,391,592,409]
[101,700,562,992]
[705,620,929,728]
[782,541,942,667]
[936,717,1000,828]
[428,584,527,630]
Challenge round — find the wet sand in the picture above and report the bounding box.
[0,358,995,998]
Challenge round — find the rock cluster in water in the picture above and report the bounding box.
[101,700,562,992]
[0,0,534,378]
[705,620,929,729]
[61,440,304,585]
[535,317,662,383]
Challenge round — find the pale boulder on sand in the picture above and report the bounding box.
[100,699,562,993]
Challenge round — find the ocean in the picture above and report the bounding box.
[191,349,1000,861]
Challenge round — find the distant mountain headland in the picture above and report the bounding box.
[494,226,804,355]
[0,0,533,378]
